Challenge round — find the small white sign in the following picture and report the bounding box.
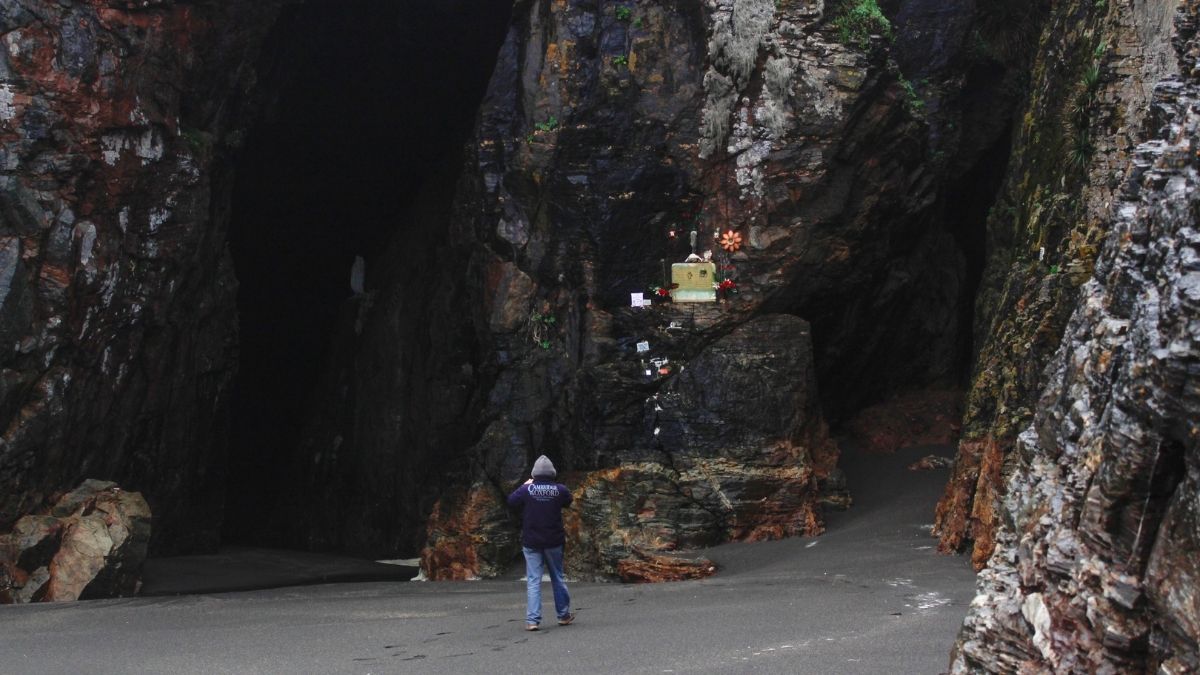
[631,292,644,307]
[636,341,650,353]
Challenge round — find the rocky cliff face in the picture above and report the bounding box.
[951,1,1200,671]
[935,0,1185,569]
[0,0,281,553]
[0,0,1004,574]
[290,0,998,580]
[3,12,1194,670]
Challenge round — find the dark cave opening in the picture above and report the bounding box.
[946,124,1012,372]
[222,0,512,546]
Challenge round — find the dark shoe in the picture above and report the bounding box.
[557,613,575,626]
[525,624,539,631]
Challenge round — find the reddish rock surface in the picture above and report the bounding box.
[0,480,150,604]
[420,483,516,581]
[934,436,1004,568]
[616,550,717,584]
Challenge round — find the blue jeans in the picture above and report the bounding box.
[522,545,570,625]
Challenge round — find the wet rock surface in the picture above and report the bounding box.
[951,2,1200,670]
[0,0,282,553]
[0,480,151,604]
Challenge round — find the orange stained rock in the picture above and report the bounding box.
[934,435,1009,570]
[420,484,506,581]
[544,42,560,79]
[616,550,716,583]
[968,438,1006,569]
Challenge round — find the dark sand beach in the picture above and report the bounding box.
[0,444,974,674]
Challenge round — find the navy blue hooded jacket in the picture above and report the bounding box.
[507,479,573,549]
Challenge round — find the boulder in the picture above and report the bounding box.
[423,315,837,581]
[0,480,151,604]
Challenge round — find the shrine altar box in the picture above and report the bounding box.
[671,262,717,303]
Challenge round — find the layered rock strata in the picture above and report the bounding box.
[935,0,1186,568]
[951,3,1200,669]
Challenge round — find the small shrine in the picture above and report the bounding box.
[672,229,719,303]
[671,261,717,303]
[641,214,740,307]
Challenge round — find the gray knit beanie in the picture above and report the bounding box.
[531,455,556,479]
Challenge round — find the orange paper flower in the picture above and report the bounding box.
[719,230,742,252]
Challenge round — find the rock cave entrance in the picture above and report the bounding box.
[222,0,512,546]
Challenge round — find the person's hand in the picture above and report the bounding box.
[524,478,533,485]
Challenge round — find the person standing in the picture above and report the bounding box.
[507,455,574,631]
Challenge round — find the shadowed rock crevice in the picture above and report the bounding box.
[220,0,513,549]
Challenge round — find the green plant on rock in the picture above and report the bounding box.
[534,116,559,132]
[1063,46,1105,173]
[899,78,925,114]
[829,0,892,50]
[633,16,644,28]
[1067,128,1093,170]
[612,54,629,68]
[615,6,632,21]
[529,311,558,350]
